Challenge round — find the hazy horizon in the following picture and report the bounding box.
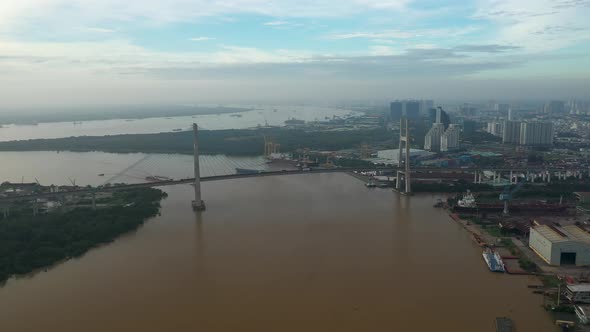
[1,0,589,107]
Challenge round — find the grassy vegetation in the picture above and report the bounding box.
[541,275,563,288]
[0,188,167,284]
[483,225,503,237]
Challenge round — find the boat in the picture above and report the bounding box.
[98,174,105,177]
[575,305,589,325]
[235,168,262,175]
[483,248,505,272]
[495,317,514,332]
[365,180,377,188]
[230,114,243,117]
[172,128,183,132]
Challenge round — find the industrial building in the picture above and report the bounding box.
[374,148,433,164]
[529,224,590,266]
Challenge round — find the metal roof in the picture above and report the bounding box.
[567,284,590,292]
[533,224,590,244]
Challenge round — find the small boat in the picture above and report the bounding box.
[483,248,505,272]
[98,174,105,177]
[495,317,514,332]
[172,128,182,132]
[575,305,589,325]
[365,179,377,188]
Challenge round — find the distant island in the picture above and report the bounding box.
[0,105,250,125]
[0,188,167,284]
[0,128,392,156]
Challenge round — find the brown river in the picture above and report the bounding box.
[0,173,556,331]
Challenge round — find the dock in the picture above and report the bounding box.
[495,317,514,332]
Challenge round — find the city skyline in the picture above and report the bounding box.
[0,0,589,107]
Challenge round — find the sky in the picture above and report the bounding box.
[0,0,589,107]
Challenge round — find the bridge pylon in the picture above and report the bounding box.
[395,117,412,195]
[192,123,206,211]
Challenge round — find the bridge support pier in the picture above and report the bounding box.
[2,206,9,219]
[192,123,206,211]
[92,192,96,210]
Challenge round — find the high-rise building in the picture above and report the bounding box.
[441,124,460,152]
[544,101,565,114]
[519,121,554,146]
[459,105,477,117]
[405,101,421,119]
[420,100,434,115]
[429,107,450,129]
[424,123,445,152]
[390,101,403,121]
[502,120,521,144]
[507,108,513,121]
[462,120,477,136]
[486,121,503,137]
[495,103,510,113]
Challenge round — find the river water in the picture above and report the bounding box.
[0,106,359,142]
[0,171,556,331]
[0,151,272,186]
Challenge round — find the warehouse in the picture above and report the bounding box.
[529,224,590,266]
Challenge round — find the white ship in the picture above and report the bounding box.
[482,248,505,273]
[457,190,477,208]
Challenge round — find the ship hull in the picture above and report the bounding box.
[453,204,567,213]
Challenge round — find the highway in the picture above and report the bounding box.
[0,165,587,203]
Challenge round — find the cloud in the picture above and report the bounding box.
[473,0,590,51]
[84,27,117,33]
[189,37,215,41]
[264,21,290,26]
[326,27,478,40]
[454,44,521,53]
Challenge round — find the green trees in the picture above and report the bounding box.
[0,128,392,156]
[0,188,167,284]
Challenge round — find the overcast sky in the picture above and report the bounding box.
[0,0,589,107]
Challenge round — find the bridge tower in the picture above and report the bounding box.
[396,117,412,194]
[192,123,206,211]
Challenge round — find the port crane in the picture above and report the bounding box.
[499,178,525,215]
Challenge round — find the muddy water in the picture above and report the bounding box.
[0,173,556,331]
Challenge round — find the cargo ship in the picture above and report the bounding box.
[483,248,505,272]
[285,118,305,125]
[453,191,567,213]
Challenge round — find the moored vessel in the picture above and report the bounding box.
[483,248,505,272]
